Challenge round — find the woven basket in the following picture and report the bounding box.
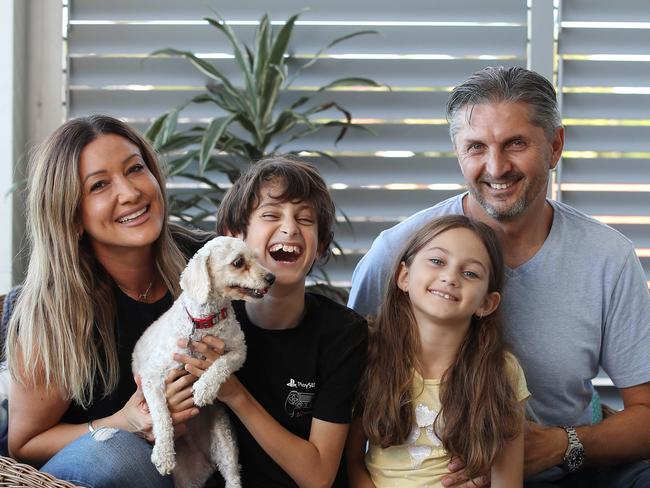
[0,456,80,487]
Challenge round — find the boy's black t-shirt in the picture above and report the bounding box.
[229,293,368,488]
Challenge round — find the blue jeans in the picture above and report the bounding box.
[525,461,650,488]
[40,429,173,488]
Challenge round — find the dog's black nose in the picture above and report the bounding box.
[265,273,276,285]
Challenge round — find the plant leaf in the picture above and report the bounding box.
[317,77,383,92]
[205,83,247,114]
[156,104,186,148]
[157,132,202,154]
[151,48,238,93]
[254,14,271,83]
[268,14,299,66]
[178,172,226,191]
[204,17,257,115]
[145,112,168,144]
[199,115,237,174]
[260,63,286,130]
[165,151,198,176]
[289,95,311,110]
[300,30,378,72]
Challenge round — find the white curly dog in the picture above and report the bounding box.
[132,236,275,488]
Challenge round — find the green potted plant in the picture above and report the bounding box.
[145,12,381,225]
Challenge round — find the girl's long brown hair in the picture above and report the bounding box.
[358,215,521,478]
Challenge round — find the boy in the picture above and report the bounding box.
[179,156,367,487]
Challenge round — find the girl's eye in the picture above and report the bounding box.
[429,258,443,265]
[297,216,314,225]
[463,270,479,279]
[261,213,278,220]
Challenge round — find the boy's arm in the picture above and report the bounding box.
[345,418,377,488]
[491,402,525,488]
[219,375,348,488]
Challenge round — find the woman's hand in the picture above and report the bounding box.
[117,374,200,442]
[117,375,156,441]
[173,335,225,377]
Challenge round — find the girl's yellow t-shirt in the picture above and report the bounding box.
[365,353,530,488]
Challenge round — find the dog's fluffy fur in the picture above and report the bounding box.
[132,236,274,488]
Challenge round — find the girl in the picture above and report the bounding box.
[4,115,214,487]
[347,215,529,487]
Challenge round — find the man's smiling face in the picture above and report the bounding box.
[453,101,562,221]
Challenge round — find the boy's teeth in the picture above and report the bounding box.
[118,207,147,223]
[269,243,300,253]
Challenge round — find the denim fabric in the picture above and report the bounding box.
[525,461,650,488]
[0,398,8,457]
[40,429,173,488]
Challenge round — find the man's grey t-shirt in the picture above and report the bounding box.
[348,193,650,427]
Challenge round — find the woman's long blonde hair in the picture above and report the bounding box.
[6,115,191,407]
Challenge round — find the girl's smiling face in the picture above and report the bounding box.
[78,133,165,257]
[397,226,500,329]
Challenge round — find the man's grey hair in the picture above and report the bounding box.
[446,66,562,144]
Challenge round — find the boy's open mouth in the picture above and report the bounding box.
[269,243,302,263]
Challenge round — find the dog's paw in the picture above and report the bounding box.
[192,382,216,407]
[151,444,176,475]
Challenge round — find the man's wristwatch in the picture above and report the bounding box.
[561,426,585,472]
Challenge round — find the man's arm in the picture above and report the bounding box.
[347,233,390,318]
[524,382,650,477]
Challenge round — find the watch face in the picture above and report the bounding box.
[566,446,585,471]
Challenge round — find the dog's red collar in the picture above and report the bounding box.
[185,307,228,329]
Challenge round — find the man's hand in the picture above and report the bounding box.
[523,421,567,477]
[442,457,490,487]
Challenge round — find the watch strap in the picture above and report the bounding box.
[562,426,585,472]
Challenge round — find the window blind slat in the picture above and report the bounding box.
[562,94,650,119]
[562,0,650,22]
[562,158,650,184]
[71,0,526,22]
[563,60,650,87]
[560,28,650,55]
[69,58,523,90]
[68,24,527,57]
[564,126,650,152]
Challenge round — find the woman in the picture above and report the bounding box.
[4,115,213,487]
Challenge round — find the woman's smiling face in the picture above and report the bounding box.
[78,133,164,257]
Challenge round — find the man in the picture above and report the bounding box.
[348,66,650,487]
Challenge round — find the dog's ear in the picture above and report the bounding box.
[180,252,212,303]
